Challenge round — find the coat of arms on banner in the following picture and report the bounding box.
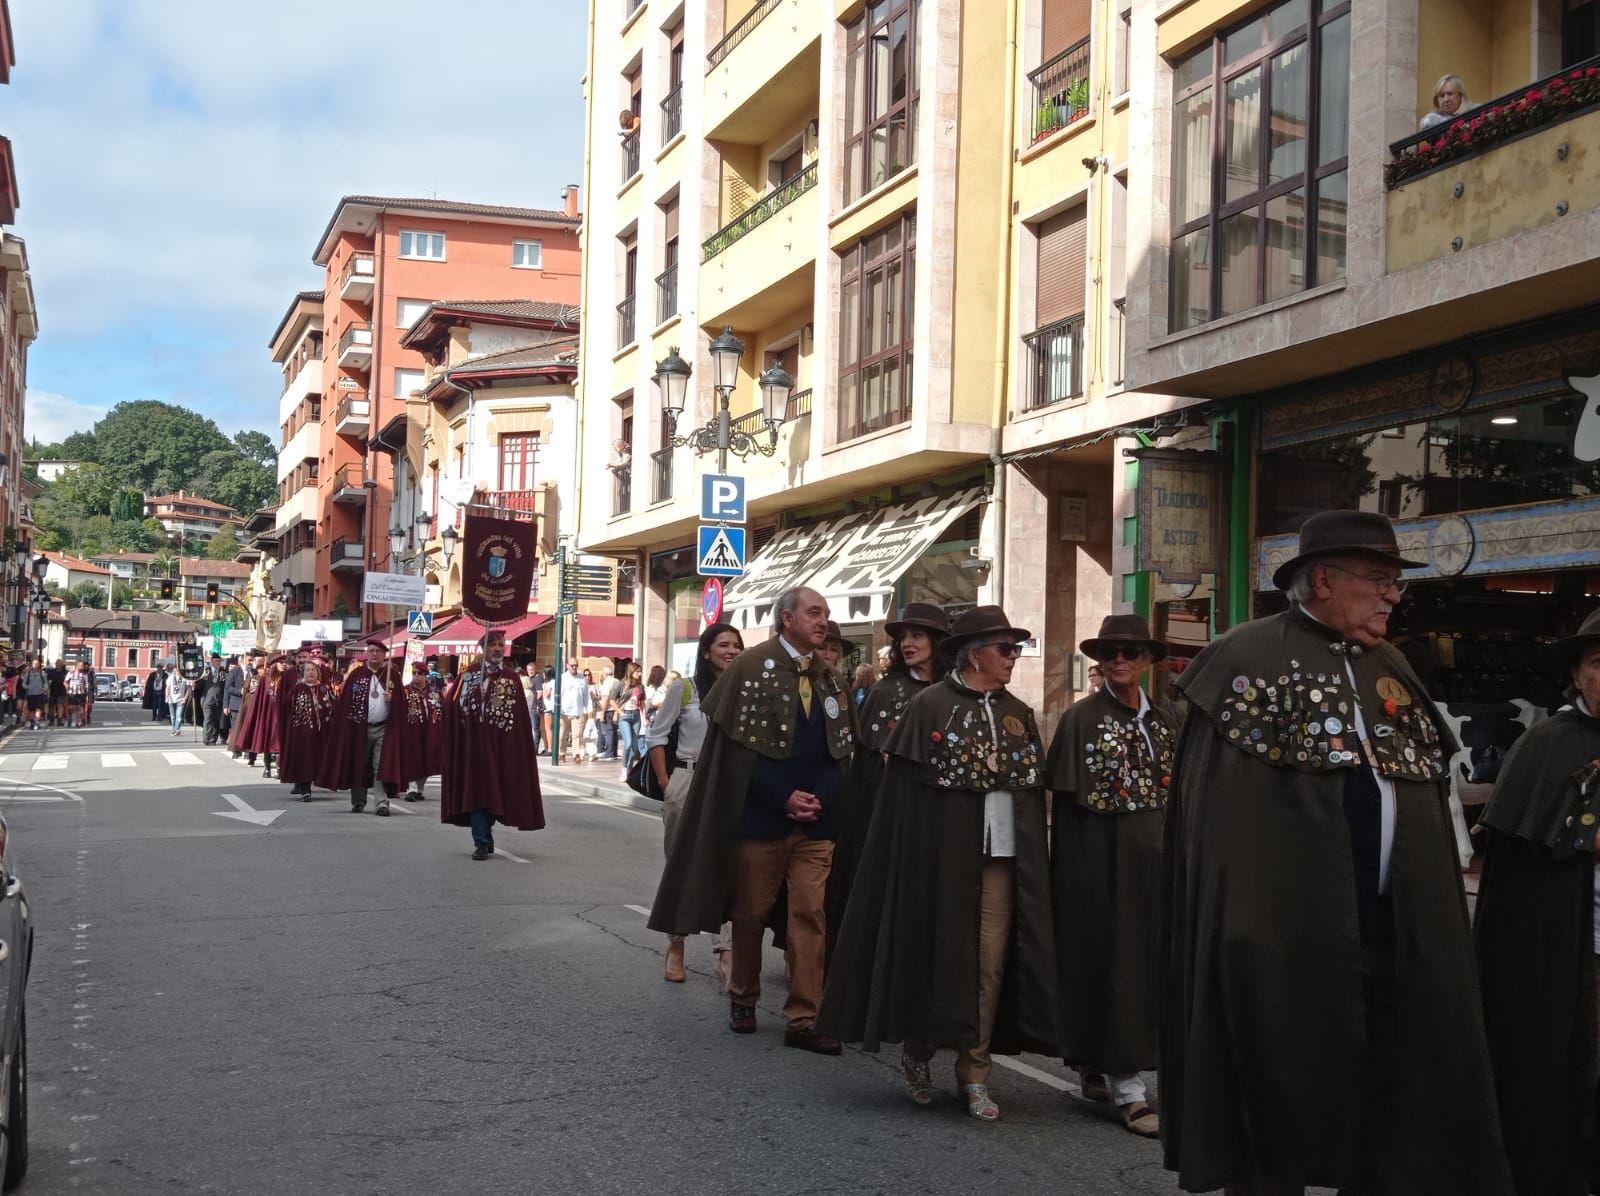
[462,512,536,625]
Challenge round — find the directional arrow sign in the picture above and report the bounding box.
[214,792,283,827]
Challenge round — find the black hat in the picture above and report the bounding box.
[1080,614,1167,662]
[1557,608,1600,671]
[942,605,1031,657]
[825,620,845,643]
[1271,509,1426,590]
[885,602,951,640]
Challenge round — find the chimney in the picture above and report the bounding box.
[562,185,580,219]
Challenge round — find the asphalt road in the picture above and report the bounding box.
[1,701,1178,1195]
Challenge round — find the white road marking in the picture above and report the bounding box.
[101,754,135,768]
[384,802,413,815]
[562,795,658,820]
[163,752,202,766]
[34,755,69,770]
[493,847,530,864]
[623,904,652,917]
[992,1055,1079,1094]
[214,793,283,827]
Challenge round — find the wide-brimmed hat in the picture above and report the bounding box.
[885,602,951,640]
[1557,608,1600,670]
[1271,509,1426,590]
[942,605,1031,659]
[825,620,845,643]
[1080,614,1167,662]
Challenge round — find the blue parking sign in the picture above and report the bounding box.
[700,474,746,524]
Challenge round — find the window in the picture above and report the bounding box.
[498,432,539,491]
[843,0,922,204]
[838,213,916,441]
[1169,0,1349,331]
[1115,7,1132,96]
[399,230,446,260]
[394,368,425,400]
[105,646,117,669]
[1026,204,1088,409]
[396,298,432,329]
[512,239,543,269]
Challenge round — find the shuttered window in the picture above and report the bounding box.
[1035,204,1087,327]
[1042,0,1092,59]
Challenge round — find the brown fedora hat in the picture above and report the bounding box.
[1080,613,1167,662]
[885,601,951,640]
[1271,509,1426,590]
[942,605,1031,658]
[825,620,845,643]
[1556,608,1600,670]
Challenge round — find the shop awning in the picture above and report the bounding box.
[424,611,552,653]
[578,614,635,658]
[722,488,984,632]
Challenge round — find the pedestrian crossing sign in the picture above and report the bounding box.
[697,525,746,577]
[407,609,434,638]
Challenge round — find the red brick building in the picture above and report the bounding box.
[61,609,203,676]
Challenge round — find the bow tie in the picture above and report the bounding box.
[1327,641,1365,658]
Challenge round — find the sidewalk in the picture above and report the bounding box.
[539,758,662,816]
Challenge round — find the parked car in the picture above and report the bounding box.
[94,674,115,700]
[0,813,31,1188]
[119,679,140,701]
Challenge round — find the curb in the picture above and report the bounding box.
[540,765,662,817]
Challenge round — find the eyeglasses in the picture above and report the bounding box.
[1325,564,1408,595]
[980,641,1025,658]
[1100,646,1149,662]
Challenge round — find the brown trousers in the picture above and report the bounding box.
[906,858,1016,1085]
[728,829,833,1029]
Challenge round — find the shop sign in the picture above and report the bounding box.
[1134,449,1225,587]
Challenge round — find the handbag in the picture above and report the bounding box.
[626,720,681,802]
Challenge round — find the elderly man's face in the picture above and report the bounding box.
[782,589,830,652]
[1308,556,1404,647]
[1574,646,1600,714]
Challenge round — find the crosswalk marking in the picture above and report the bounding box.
[34,755,68,771]
[102,754,135,768]
[162,752,202,766]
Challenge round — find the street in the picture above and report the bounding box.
[4,701,1174,1196]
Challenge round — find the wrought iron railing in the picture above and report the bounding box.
[706,0,782,70]
[338,251,374,295]
[337,322,372,360]
[329,536,364,567]
[334,393,370,428]
[621,130,641,180]
[1022,314,1085,411]
[655,263,678,325]
[660,86,683,145]
[612,466,632,517]
[1029,37,1092,141]
[329,463,367,493]
[484,489,538,513]
[728,388,813,437]
[650,448,673,504]
[702,162,817,261]
[616,294,636,346]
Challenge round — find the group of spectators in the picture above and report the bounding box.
[519,659,674,778]
[1,658,99,729]
[139,656,253,743]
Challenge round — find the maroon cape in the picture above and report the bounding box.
[316,663,402,792]
[378,678,443,786]
[276,673,334,786]
[242,662,289,756]
[227,669,261,751]
[440,664,544,831]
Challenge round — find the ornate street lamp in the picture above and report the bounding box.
[657,326,791,474]
[439,524,458,569]
[389,522,406,563]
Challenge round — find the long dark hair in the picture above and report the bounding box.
[887,627,947,677]
[645,664,666,688]
[694,621,742,701]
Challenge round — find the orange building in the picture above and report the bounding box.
[293,194,582,627]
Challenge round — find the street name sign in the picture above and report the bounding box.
[697,525,746,577]
[700,474,747,524]
[363,571,427,607]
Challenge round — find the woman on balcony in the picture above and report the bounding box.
[1421,73,1470,128]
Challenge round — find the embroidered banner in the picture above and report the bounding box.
[461,513,536,627]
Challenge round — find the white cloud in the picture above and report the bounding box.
[23,389,108,448]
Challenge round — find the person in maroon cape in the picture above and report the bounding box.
[277,652,334,801]
[441,628,544,860]
[319,641,403,817]
[244,653,291,778]
[379,649,443,802]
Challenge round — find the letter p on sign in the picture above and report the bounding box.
[700,473,747,524]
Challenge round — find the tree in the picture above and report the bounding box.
[50,464,120,515]
[204,528,241,560]
[233,430,275,469]
[109,487,144,522]
[68,582,107,609]
[188,449,273,515]
[111,581,134,608]
[90,401,231,494]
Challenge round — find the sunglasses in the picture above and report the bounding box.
[980,641,1025,658]
[1100,646,1150,662]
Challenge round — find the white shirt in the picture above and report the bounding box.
[559,671,590,717]
[367,670,390,724]
[645,677,705,761]
[969,682,1016,858]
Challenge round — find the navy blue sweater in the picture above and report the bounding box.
[741,691,843,841]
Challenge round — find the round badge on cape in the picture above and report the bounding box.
[1375,677,1411,705]
[1002,714,1026,737]
[764,658,776,669]
[823,695,840,719]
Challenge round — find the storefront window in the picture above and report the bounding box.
[1259,392,1599,535]
[896,545,979,614]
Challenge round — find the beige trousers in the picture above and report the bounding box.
[660,762,730,953]
[728,830,834,1029]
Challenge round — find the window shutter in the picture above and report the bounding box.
[663,199,679,243]
[1036,205,1087,326]
[1042,0,1092,59]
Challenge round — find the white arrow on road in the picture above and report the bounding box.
[214,793,283,827]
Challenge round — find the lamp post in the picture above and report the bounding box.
[655,325,794,475]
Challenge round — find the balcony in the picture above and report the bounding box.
[655,263,678,326]
[276,420,320,483]
[482,489,539,514]
[329,537,364,573]
[330,464,368,504]
[650,447,673,505]
[611,465,632,518]
[616,293,637,347]
[703,0,819,145]
[1029,38,1092,143]
[337,323,373,370]
[621,131,641,182]
[339,251,375,303]
[335,392,370,436]
[700,162,818,327]
[1021,316,1085,412]
[660,86,682,146]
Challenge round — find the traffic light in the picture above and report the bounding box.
[206,582,220,603]
[160,579,175,600]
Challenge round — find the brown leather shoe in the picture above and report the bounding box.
[729,1002,757,1034]
[663,940,686,983]
[783,1027,842,1055]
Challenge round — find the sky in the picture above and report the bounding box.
[10,1,589,447]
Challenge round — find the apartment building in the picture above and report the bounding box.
[143,490,245,543]
[267,290,323,614]
[281,195,583,630]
